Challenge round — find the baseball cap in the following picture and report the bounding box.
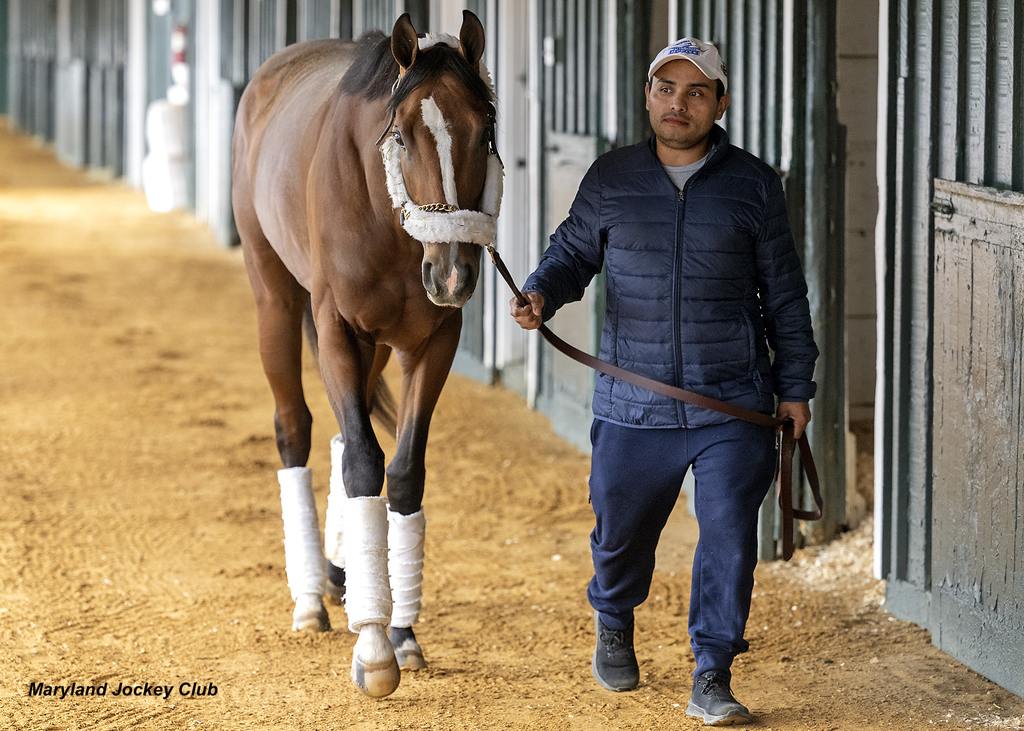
[648,37,728,93]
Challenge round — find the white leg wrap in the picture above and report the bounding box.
[323,434,346,567]
[343,496,392,632]
[388,508,426,628]
[278,467,326,601]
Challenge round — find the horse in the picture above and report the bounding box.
[231,11,502,698]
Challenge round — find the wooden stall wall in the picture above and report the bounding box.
[879,0,1024,698]
[930,180,1024,696]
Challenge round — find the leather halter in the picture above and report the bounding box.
[372,59,503,245]
[486,246,824,561]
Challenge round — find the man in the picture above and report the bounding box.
[510,38,818,726]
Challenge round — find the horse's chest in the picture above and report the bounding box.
[327,263,442,348]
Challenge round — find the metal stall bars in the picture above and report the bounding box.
[246,0,296,76]
[8,0,58,141]
[85,0,128,176]
[213,0,297,246]
[532,0,604,452]
[55,0,89,168]
[878,0,1024,697]
[297,0,353,41]
[667,0,847,560]
[213,0,356,244]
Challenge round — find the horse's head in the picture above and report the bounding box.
[381,11,500,309]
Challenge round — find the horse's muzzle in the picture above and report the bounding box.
[421,242,481,308]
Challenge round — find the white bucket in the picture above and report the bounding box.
[142,153,188,213]
[145,99,188,158]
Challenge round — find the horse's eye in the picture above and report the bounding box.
[392,130,405,148]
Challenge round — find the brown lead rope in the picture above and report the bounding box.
[486,245,823,561]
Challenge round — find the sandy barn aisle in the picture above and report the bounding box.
[1,124,1022,730]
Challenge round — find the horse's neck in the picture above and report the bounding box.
[328,103,422,286]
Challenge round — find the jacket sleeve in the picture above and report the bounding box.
[755,172,820,402]
[522,160,604,322]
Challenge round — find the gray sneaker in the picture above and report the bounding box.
[685,670,753,726]
[590,613,639,691]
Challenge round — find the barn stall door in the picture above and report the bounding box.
[931,178,1024,697]
[536,0,603,450]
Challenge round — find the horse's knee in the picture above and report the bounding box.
[385,458,425,515]
[342,440,386,497]
[274,406,312,467]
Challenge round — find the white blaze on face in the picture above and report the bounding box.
[419,96,459,208]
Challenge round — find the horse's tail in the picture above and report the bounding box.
[369,376,398,438]
[302,294,319,360]
[302,295,397,438]
[368,346,398,438]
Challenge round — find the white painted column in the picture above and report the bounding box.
[193,0,216,222]
[525,0,543,409]
[493,0,531,380]
[352,0,364,36]
[602,0,617,153]
[54,0,71,163]
[125,0,148,188]
[192,0,238,244]
[481,0,499,374]
[434,0,462,34]
[667,0,679,43]
[780,0,795,174]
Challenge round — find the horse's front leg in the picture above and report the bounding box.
[386,311,462,671]
[314,298,399,698]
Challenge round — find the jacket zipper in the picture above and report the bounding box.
[673,188,688,427]
[661,136,724,428]
[672,167,710,427]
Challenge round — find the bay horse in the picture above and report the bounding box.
[231,11,502,698]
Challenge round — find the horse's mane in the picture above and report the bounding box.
[339,31,493,116]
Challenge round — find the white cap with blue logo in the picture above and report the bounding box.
[648,37,728,93]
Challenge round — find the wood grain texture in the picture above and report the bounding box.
[931,177,1024,697]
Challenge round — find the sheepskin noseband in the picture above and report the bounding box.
[379,33,504,247]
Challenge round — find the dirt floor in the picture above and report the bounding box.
[1,123,1023,731]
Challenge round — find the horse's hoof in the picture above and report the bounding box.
[389,626,427,671]
[351,624,400,697]
[292,593,330,632]
[324,578,345,607]
[325,564,346,606]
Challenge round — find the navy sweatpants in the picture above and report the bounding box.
[586,417,778,677]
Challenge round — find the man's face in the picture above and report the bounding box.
[645,59,729,150]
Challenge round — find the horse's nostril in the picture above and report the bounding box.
[451,264,476,299]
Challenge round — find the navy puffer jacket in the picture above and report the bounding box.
[523,125,819,428]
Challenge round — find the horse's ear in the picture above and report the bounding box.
[459,9,485,72]
[391,13,418,73]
